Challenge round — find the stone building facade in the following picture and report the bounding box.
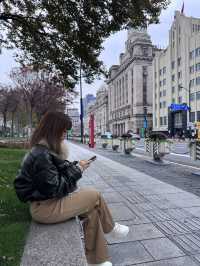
[66,108,80,136]
[107,28,154,136]
[153,11,200,135]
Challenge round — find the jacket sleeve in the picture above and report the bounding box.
[33,152,81,198]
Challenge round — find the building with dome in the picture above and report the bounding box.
[107,27,156,136]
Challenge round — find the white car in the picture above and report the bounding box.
[128,133,140,140]
[101,132,112,139]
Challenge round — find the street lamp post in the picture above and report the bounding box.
[79,62,84,144]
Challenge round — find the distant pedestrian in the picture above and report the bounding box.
[14,111,129,266]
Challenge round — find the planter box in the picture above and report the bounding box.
[102,143,108,149]
[124,148,133,154]
[158,142,170,154]
[112,145,119,151]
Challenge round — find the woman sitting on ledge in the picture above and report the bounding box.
[14,111,129,266]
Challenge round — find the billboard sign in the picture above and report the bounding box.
[169,103,190,112]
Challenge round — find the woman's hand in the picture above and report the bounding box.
[79,160,90,171]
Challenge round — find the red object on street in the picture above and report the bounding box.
[89,114,95,148]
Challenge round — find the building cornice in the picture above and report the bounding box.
[107,56,153,84]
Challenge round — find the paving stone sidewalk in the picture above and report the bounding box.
[69,142,200,266]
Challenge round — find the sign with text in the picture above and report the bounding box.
[169,103,190,112]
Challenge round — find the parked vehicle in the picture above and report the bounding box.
[101,132,112,139]
[126,130,140,140]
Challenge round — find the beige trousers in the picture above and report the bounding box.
[30,188,115,264]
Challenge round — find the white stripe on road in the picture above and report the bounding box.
[132,152,200,171]
[136,148,189,158]
[166,160,200,171]
[170,152,190,158]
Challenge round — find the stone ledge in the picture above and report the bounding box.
[21,218,87,266]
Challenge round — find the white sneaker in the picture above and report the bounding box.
[88,261,112,266]
[108,223,129,238]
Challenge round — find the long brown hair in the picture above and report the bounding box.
[30,111,72,154]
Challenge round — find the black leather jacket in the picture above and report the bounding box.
[14,144,82,203]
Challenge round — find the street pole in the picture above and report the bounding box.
[144,106,147,138]
[188,85,191,123]
[79,61,84,144]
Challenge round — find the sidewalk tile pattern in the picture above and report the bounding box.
[68,143,200,265]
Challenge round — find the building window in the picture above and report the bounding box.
[190,112,195,122]
[163,101,166,108]
[196,47,200,57]
[155,71,157,78]
[159,69,162,76]
[163,90,166,96]
[172,75,175,81]
[164,116,167,125]
[125,73,128,103]
[160,102,162,109]
[190,79,195,88]
[178,71,182,79]
[178,57,181,66]
[171,61,175,69]
[196,63,200,72]
[172,86,175,93]
[160,117,163,126]
[119,79,122,106]
[196,76,200,85]
[160,80,162,86]
[160,91,162,97]
[163,67,166,74]
[142,47,148,56]
[163,79,166,86]
[197,91,200,100]
[190,50,195,60]
[178,85,182,91]
[178,96,182,103]
[190,93,195,102]
[122,76,125,105]
[143,66,147,105]
[197,111,200,121]
[190,65,195,73]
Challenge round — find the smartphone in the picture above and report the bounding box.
[88,155,97,162]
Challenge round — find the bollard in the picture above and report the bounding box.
[145,132,170,165]
[121,133,134,154]
[112,137,120,151]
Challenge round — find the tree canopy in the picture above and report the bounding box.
[0,0,169,88]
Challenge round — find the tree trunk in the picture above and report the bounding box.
[11,111,14,137]
[29,107,33,137]
[3,112,7,137]
[17,110,20,137]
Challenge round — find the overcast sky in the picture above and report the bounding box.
[0,0,199,108]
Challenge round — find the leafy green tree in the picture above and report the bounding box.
[0,0,169,88]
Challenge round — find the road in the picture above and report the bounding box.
[79,140,200,199]
[135,138,190,156]
[133,139,200,169]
